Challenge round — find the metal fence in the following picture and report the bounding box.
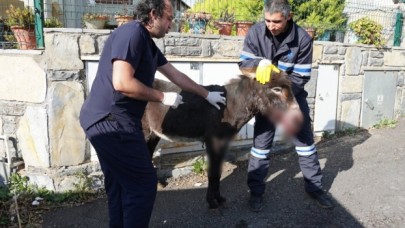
[0,0,404,49]
[343,1,403,45]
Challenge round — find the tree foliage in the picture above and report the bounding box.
[192,0,264,22]
[289,0,347,36]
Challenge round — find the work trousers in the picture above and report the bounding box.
[85,119,157,228]
[247,90,322,196]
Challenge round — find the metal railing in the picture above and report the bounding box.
[0,0,404,49]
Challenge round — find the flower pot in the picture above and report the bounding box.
[84,18,107,29]
[10,26,36,50]
[114,15,133,27]
[304,27,315,39]
[235,21,254,36]
[217,22,233,36]
[188,19,208,34]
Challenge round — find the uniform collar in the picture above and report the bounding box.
[263,20,296,44]
[261,20,297,61]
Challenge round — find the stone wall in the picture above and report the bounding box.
[0,29,404,190]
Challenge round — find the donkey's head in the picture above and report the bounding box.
[240,67,303,136]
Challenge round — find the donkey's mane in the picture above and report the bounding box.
[226,74,251,85]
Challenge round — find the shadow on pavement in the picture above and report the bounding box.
[42,121,371,228]
[150,121,372,227]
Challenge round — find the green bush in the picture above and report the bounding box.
[236,0,264,22]
[349,17,385,47]
[290,0,346,39]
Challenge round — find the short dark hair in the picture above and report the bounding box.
[135,0,167,24]
[264,0,291,18]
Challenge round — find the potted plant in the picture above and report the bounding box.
[114,4,134,27]
[216,8,235,36]
[5,4,36,49]
[44,17,63,28]
[291,0,346,41]
[303,25,315,39]
[83,13,109,29]
[300,18,333,41]
[182,10,212,34]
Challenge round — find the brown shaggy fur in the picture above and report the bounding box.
[142,72,296,209]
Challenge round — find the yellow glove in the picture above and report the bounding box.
[256,59,281,84]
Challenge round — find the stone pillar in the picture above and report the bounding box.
[48,82,86,167]
[17,106,50,168]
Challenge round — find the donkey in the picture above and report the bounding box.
[142,69,302,209]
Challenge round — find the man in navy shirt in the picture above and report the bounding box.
[80,0,225,227]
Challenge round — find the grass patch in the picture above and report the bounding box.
[0,172,102,227]
[373,118,398,129]
[321,128,363,141]
[335,128,359,137]
[192,156,208,175]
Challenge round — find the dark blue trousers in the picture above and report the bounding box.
[247,90,322,196]
[85,119,157,228]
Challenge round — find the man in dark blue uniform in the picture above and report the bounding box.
[79,0,226,227]
[239,0,334,211]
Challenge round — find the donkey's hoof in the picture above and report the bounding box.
[208,202,219,210]
[219,201,228,209]
[209,208,223,216]
[217,197,228,208]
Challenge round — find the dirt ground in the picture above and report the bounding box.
[42,118,405,228]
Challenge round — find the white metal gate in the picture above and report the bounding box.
[314,64,339,135]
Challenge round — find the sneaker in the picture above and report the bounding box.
[249,195,263,212]
[306,190,334,209]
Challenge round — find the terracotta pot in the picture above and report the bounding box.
[114,15,134,27]
[235,21,254,36]
[305,27,315,39]
[10,26,36,50]
[217,22,233,36]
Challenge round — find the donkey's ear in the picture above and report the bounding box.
[239,67,257,79]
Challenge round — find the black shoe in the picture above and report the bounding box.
[249,195,263,212]
[306,190,334,209]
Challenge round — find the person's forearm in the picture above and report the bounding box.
[115,77,164,102]
[170,73,208,98]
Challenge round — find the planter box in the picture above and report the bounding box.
[84,19,107,29]
[114,15,133,27]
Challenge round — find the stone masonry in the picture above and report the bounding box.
[0,29,404,191]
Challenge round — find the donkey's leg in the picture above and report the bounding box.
[146,133,161,158]
[206,137,227,209]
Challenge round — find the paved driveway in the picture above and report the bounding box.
[42,118,405,227]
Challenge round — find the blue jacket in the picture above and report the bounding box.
[238,21,313,93]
